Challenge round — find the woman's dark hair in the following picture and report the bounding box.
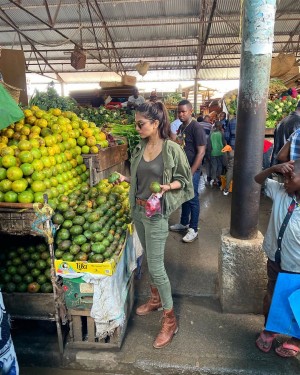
[136,101,171,139]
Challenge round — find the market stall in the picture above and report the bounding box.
[0,88,138,357]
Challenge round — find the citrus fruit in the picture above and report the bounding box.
[2,155,17,168]
[6,166,23,181]
[31,180,46,193]
[4,191,18,203]
[11,179,28,193]
[20,163,34,177]
[18,190,34,203]
[19,151,34,164]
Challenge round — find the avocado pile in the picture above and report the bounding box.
[53,178,130,264]
[0,237,52,293]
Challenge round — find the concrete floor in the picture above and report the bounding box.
[17,177,300,374]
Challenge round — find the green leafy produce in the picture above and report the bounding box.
[29,86,77,112]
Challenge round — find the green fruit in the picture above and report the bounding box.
[70,225,83,237]
[63,209,76,220]
[6,282,16,293]
[90,254,104,263]
[16,282,28,293]
[23,274,34,284]
[40,282,53,293]
[92,232,104,243]
[108,172,120,184]
[31,268,41,278]
[75,252,88,261]
[91,242,105,254]
[58,239,72,251]
[36,259,47,270]
[55,249,64,259]
[150,181,161,193]
[62,220,73,229]
[62,253,74,262]
[90,222,102,233]
[81,243,91,253]
[83,230,93,240]
[52,213,64,225]
[70,244,81,255]
[73,216,85,226]
[73,235,87,246]
[87,212,100,223]
[57,228,70,240]
[37,274,47,285]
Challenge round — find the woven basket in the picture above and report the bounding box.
[0,81,21,103]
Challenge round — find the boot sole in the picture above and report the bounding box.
[153,327,179,349]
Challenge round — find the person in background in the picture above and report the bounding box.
[263,139,273,170]
[170,115,182,141]
[117,102,194,349]
[170,100,206,243]
[198,115,213,185]
[277,127,300,163]
[91,90,105,107]
[208,121,226,187]
[255,160,300,358]
[271,100,300,166]
[127,88,145,111]
[218,111,228,131]
[0,290,19,374]
[222,115,237,196]
[149,91,158,103]
[197,111,204,123]
[221,145,234,196]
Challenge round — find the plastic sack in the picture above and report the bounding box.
[0,84,24,130]
[145,193,161,217]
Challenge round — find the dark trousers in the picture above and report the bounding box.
[180,171,200,232]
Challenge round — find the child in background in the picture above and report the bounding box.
[221,145,234,196]
[208,121,226,187]
[255,159,300,358]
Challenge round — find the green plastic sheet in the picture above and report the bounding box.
[0,84,24,130]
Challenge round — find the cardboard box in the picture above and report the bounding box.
[100,81,122,88]
[63,277,94,310]
[121,75,136,86]
[55,245,124,276]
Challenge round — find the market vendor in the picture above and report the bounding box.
[127,88,145,110]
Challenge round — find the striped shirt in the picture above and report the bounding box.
[288,128,300,160]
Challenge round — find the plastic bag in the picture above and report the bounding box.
[145,193,162,217]
[0,84,24,130]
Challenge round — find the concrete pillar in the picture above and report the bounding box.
[219,229,267,313]
[220,0,277,313]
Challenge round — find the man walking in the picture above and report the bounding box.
[170,100,206,242]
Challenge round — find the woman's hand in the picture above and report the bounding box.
[160,184,171,195]
[113,173,130,184]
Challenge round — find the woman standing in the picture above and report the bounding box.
[118,101,194,349]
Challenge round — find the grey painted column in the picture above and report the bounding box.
[230,0,277,240]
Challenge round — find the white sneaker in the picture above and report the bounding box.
[210,180,214,187]
[182,228,198,243]
[223,189,229,196]
[169,223,189,232]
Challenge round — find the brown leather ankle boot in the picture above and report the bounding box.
[136,285,162,316]
[153,307,178,349]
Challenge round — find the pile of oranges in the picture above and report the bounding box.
[0,106,107,205]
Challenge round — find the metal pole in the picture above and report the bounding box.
[230,0,277,240]
[193,77,198,114]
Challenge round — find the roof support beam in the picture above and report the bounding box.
[87,0,126,74]
[0,8,64,82]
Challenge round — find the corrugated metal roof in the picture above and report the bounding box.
[0,0,298,83]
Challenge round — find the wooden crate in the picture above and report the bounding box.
[67,274,134,350]
[83,144,128,186]
[0,202,44,236]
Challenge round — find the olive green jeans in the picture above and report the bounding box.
[132,205,173,310]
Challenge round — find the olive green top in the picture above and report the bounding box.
[129,139,194,216]
[136,153,163,200]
